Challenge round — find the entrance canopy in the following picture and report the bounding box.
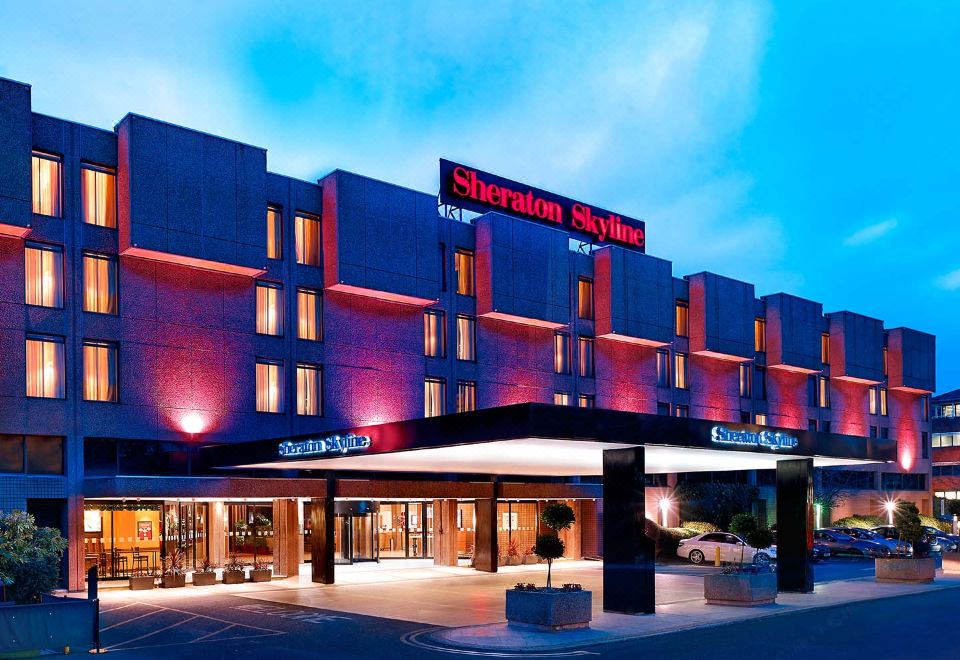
[201,404,895,477]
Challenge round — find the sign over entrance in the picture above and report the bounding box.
[278,433,372,458]
[439,159,646,252]
[711,426,799,451]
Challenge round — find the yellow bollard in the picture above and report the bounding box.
[715,547,721,567]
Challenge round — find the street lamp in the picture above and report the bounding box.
[658,498,672,527]
[884,500,897,526]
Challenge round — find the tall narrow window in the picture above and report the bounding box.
[25,243,63,308]
[739,363,752,398]
[455,249,475,296]
[578,278,594,320]
[553,392,571,406]
[922,432,929,460]
[578,394,595,408]
[256,359,283,413]
[578,336,595,377]
[869,386,878,415]
[32,152,61,217]
[82,253,118,315]
[754,318,766,353]
[256,282,283,336]
[267,205,283,260]
[424,377,446,417]
[295,213,321,266]
[457,380,476,413]
[424,310,446,358]
[456,314,476,361]
[675,404,689,418]
[296,363,322,416]
[879,387,887,416]
[656,349,670,387]
[883,346,888,376]
[297,288,322,341]
[754,366,767,401]
[26,335,64,399]
[554,332,571,374]
[818,376,831,408]
[821,332,830,364]
[675,301,689,337]
[81,164,116,228]
[82,341,117,402]
[674,352,689,390]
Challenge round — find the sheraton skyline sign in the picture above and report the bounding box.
[439,159,646,252]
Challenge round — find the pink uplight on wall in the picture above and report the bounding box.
[180,412,205,436]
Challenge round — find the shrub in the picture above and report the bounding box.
[197,557,217,573]
[894,502,924,545]
[920,515,950,533]
[681,521,720,535]
[831,514,885,529]
[224,555,245,573]
[0,511,68,604]
[729,513,759,538]
[507,537,521,558]
[253,559,271,572]
[163,546,186,577]
[746,527,775,552]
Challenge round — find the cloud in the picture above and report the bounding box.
[843,218,898,246]
[935,268,960,290]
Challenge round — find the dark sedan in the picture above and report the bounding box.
[814,529,886,557]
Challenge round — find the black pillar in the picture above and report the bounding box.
[603,446,655,614]
[311,479,335,584]
[776,458,814,593]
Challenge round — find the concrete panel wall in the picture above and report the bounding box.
[828,311,884,382]
[0,78,32,231]
[764,293,823,372]
[594,246,673,344]
[688,272,755,359]
[887,327,936,392]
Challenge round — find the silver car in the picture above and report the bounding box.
[832,527,911,556]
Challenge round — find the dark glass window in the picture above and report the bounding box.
[0,435,24,473]
[84,439,118,476]
[25,436,63,475]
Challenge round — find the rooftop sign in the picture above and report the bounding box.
[278,433,372,458]
[711,426,799,451]
[439,159,645,252]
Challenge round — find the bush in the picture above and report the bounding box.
[0,511,68,604]
[946,500,960,518]
[746,527,775,551]
[830,514,885,529]
[894,502,924,544]
[729,513,759,538]
[681,521,720,535]
[920,515,950,533]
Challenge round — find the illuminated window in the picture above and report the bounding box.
[297,288,322,341]
[821,333,830,364]
[656,349,670,387]
[456,314,476,361]
[256,359,283,413]
[82,341,117,402]
[578,394,595,408]
[554,332,571,374]
[578,337,595,377]
[578,278,594,320]
[26,335,64,399]
[457,380,476,413]
[869,386,878,415]
[82,253,117,315]
[674,352,688,390]
[81,164,116,228]
[675,404,689,418]
[295,213,321,266]
[554,392,571,406]
[32,152,61,217]
[754,318,766,353]
[296,363,322,416]
[256,282,283,336]
[755,413,768,426]
[883,346,888,376]
[739,363,751,398]
[24,243,63,308]
[424,377,446,417]
[675,301,689,337]
[424,309,446,358]
[818,376,831,408]
[880,387,887,416]
[455,249,475,296]
[267,205,282,260]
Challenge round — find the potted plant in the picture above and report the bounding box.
[192,557,218,586]
[505,503,591,631]
[876,502,936,583]
[506,538,522,566]
[250,559,272,582]
[522,545,538,565]
[704,513,777,606]
[129,567,157,591]
[161,546,187,588]
[223,555,246,584]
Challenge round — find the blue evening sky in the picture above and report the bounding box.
[2,2,957,390]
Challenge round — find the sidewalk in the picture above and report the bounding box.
[426,574,960,652]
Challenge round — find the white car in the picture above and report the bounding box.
[677,532,777,565]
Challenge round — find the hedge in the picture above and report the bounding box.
[681,521,721,534]
[831,513,951,534]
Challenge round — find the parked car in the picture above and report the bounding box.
[813,542,831,562]
[814,529,886,557]
[832,527,911,556]
[677,532,777,565]
[923,526,959,552]
[871,525,943,553]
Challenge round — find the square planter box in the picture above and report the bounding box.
[704,572,777,607]
[223,571,246,585]
[876,557,936,583]
[162,575,186,589]
[523,555,538,565]
[506,556,522,566]
[250,569,272,583]
[941,552,960,575]
[505,589,592,631]
[192,572,217,586]
[128,575,156,591]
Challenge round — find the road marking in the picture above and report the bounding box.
[132,602,285,633]
[400,629,599,657]
[107,615,199,650]
[232,603,354,624]
[100,607,163,631]
[99,602,138,614]
[192,623,236,642]
[101,632,285,653]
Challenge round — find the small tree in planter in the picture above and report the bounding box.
[162,546,187,588]
[704,513,777,606]
[537,502,575,587]
[192,557,218,586]
[223,555,246,584]
[250,559,272,583]
[877,502,936,583]
[533,534,565,588]
[0,511,68,604]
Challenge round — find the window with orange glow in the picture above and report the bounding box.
[457,380,476,413]
[81,164,116,228]
[553,392,571,406]
[26,335,64,399]
[25,243,63,308]
[754,318,766,353]
[82,253,117,315]
[424,310,446,358]
[256,282,283,336]
[256,359,283,413]
[83,341,117,402]
[818,376,831,408]
[755,413,767,425]
[554,332,571,374]
[267,206,282,259]
[295,213,321,266]
[578,394,595,408]
[675,301,689,337]
[297,287,321,340]
[456,314,476,361]
[296,363,322,416]
[454,249,475,296]
[578,278,594,320]
[424,377,446,417]
[674,352,689,390]
[32,152,61,217]
[578,336,595,377]
[821,332,830,364]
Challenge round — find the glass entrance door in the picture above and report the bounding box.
[333,501,378,564]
